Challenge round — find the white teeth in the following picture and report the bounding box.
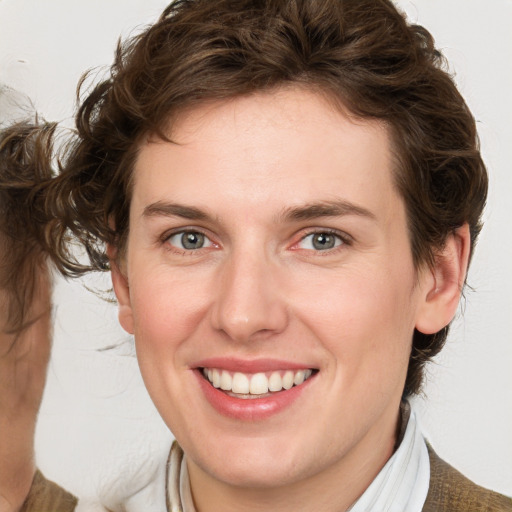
[282,371,294,390]
[212,369,221,388]
[294,370,305,386]
[250,373,269,394]
[203,367,314,395]
[220,370,232,391]
[232,372,250,394]
[268,372,283,392]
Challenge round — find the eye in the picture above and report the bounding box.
[167,231,213,250]
[297,231,344,251]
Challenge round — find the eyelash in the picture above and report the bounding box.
[293,229,352,254]
[161,229,215,254]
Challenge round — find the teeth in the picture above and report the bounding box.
[282,370,294,390]
[203,367,314,395]
[212,369,221,388]
[268,371,283,392]
[249,373,268,394]
[232,372,250,394]
[294,370,305,386]
[220,370,232,391]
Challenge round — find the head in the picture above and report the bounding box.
[49,0,486,395]
[44,0,486,495]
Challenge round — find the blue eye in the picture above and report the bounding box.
[167,231,213,250]
[298,232,344,251]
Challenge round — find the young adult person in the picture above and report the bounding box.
[0,0,510,511]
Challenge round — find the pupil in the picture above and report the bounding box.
[182,232,204,249]
[313,233,334,250]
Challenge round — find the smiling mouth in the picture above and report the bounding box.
[200,368,316,399]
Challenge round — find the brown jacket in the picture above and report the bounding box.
[422,446,512,512]
[19,470,77,512]
[20,448,512,511]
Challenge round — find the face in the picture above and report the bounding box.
[114,88,438,496]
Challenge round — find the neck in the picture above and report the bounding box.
[186,407,400,512]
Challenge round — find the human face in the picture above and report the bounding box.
[115,88,433,499]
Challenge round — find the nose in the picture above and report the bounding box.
[210,249,289,343]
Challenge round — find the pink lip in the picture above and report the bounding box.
[193,357,314,373]
[194,369,315,421]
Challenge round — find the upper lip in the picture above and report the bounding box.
[193,357,317,373]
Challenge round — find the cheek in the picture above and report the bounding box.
[127,266,214,425]
[293,265,417,383]
[128,265,211,358]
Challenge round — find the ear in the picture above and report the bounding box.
[415,224,471,335]
[108,244,134,335]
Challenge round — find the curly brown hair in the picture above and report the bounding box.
[2,0,488,395]
[0,122,56,333]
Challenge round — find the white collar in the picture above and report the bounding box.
[347,401,430,512]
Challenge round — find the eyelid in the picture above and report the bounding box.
[291,228,353,251]
[160,227,218,251]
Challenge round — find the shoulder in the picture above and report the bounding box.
[423,445,512,512]
[20,470,78,512]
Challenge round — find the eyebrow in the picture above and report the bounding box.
[278,200,376,222]
[143,201,210,221]
[142,199,376,223]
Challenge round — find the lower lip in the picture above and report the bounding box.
[195,370,314,421]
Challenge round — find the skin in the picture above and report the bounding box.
[0,256,52,512]
[112,87,469,512]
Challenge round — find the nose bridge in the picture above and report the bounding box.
[211,244,287,342]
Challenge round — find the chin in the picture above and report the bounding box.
[186,429,328,490]
[201,453,308,489]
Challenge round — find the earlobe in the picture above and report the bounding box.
[415,224,471,335]
[108,245,135,335]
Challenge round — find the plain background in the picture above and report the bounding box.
[1,0,511,505]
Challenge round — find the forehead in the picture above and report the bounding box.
[132,87,398,224]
